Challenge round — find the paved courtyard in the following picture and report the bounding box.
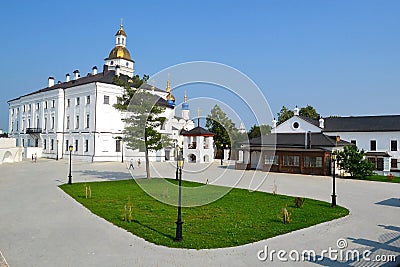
[0,159,399,266]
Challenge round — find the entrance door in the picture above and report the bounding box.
[165,149,170,161]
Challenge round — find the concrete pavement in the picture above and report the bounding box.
[0,159,399,266]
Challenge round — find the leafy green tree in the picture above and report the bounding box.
[299,105,319,119]
[335,145,374,178]
[113,76,169,179]
[247,124,272,139]
[206,105,238,158]
[277,106,294,125]
[277,105,319,124]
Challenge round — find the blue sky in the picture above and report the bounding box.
[1,0,399,131]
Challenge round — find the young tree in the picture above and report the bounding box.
[247,124,272,139]
[299,105,319,119]
[335,145,374,178]
[277,106,294,125]
[277,105,319,124]
[206,105,238,158]
[113,76,168,179]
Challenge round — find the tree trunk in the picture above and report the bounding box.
[144,133,151,179]
[145,148,150,179]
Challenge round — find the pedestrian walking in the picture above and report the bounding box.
[34,153,37,163]
[137,158,141,168]
[31,154,34,163]
[129,158,134,170]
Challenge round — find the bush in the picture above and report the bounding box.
[335,146,374,178]
[294,197,305,208]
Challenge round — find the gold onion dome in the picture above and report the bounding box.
[165,79,175,103]
[107,46,131,61]
[116,25,127,37]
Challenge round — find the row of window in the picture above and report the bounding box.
[14,100,57,114]
[63,139,122,153]
[12,94,113,117]
[66,95,112,107]
[66,114,90,129]
[264,155,323,168]
[350,139,398,151]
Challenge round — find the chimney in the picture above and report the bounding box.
[115,65,120,76]
[272,118,277,128]
[294,105,300,116]
[103,64,109,75]
[48,77,55,87]
[66,73,70,82]
[92,66,98,75]
[319,117,325,128]
[73,70,80,80]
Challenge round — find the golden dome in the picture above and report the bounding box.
[166,92,175,101]
[116,26,127,37]
[107,46,131,61]
[165,79,175,101]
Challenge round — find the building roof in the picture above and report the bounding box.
[180,126,214,136]
[8,69,165,102]
[246,132,351,149]
[323,115,400,132]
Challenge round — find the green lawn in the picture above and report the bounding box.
[60,179,349,249]
[342,175,400,183]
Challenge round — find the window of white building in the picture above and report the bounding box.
[51,139,54,150]
[76,97,80,106]
[65,140,69,151]
[75,140,78,152]
[66,116,70,129]
[391,140,397,151]
[51,116,55,129]
[104,95,110,104]
[116,139,121,152]
[75,116,79,129]
[67,99,70,107]
[85,140,89,152]
[370,140,377,151]
[86,114,90,128]
[52,100,55,108]
[86,96,90,104]
[44,139,47,150]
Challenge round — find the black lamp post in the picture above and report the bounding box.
[331,153,337,207]
[175,146,179,181]
[174,154,184,242]
[56,140,59,160]
[68,145,73,184]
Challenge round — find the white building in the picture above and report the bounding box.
[272,107,400,174]
[181,125,215,163]
[7,24,196,162]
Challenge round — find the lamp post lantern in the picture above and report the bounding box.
[68,145,73,184]
[174,154,184,242]
[331,153,337,207]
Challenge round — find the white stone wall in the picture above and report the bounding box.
[0,138,22,164]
